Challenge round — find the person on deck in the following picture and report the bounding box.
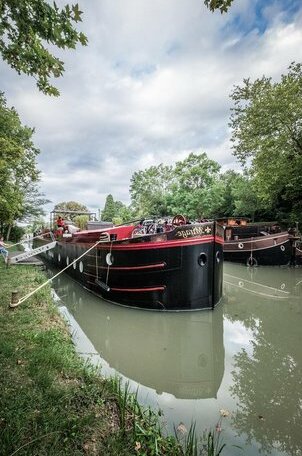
[56,216,65,228]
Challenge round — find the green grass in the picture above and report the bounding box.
[0,255,228,456]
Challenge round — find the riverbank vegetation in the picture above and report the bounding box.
[0,258,228,456]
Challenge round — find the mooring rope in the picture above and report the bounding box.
[11,239,102,308]
[7,232,52,249]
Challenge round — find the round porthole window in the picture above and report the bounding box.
[58,253,61,262]
[106,253,114,266]
[79,261,83,273]
[198,253,207,266]
[66,256,69,266]
[238,243,244,249]
[280,245,285,251]
[216,251,221,263]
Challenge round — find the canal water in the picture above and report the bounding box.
[50,263,302,456]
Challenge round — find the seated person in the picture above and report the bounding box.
[56,216,65,229]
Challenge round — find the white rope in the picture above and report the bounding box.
[11,239,102,308]
[7,232,52,249]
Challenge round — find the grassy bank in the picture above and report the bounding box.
[0,254,226,456]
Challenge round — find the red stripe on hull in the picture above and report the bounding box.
[73,235,221,251]
[97,262,166,271]
[110,286,166,293]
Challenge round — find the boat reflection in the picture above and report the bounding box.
[224,262,302,301]
[223,263,302,456]
[52,270,225,400]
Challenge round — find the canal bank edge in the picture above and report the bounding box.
[0,258,227,456]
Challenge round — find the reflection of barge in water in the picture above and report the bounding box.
[37,215,224,311]
[224,263,302,301]
[217,218,297,266]
[53,273,225,399]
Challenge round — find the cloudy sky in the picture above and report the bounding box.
[1,0,302,216]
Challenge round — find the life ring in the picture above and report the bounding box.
[247,256,258,267]
[238,242,244,249]
[172,214,186,226]
[280,244,285,252]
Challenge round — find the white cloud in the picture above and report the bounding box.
[1,0,302,213]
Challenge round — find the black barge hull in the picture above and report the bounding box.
[38,222,224,311]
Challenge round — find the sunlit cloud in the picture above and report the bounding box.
[1,0,302,214]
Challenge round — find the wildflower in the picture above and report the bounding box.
[216,424,222,433]
[176,422,187,435]
[219,408,230,417]
[135,441,141,451]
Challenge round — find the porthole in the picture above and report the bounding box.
[216,251,221,263]
[106,253,114,266]
[238,242,244,249]
[79,261,83,273]
[66,256,69,266]
[198,252,207,267]
[280,245,285,252]
[58,253,61,262]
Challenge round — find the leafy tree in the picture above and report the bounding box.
[53,201,89,222]
[204,0,234,13]
[101,194,116,222]
[0,1,87,96]
[130,164,174,217]
[73,214,89,229]
[231,174,263,222]
[169,152,221,219]
[230,62,302,223]
[0,93,43,238]
[101,195,132,223]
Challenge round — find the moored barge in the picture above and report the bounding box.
[36,216,224,311]
[218,218,295,266]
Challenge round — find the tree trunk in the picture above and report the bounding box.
[6,224,12,241]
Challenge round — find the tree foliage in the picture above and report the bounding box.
[53,201,89,221]
[130,164,174,217]
[230,62,302,223]
[168,152,222,218]
[130,152,226,220]
[0,0,87,96]
[0,93,44,236]
[101,194,132,223]
[204,0,234,13]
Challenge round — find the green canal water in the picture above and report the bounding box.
[51,263,302,456]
